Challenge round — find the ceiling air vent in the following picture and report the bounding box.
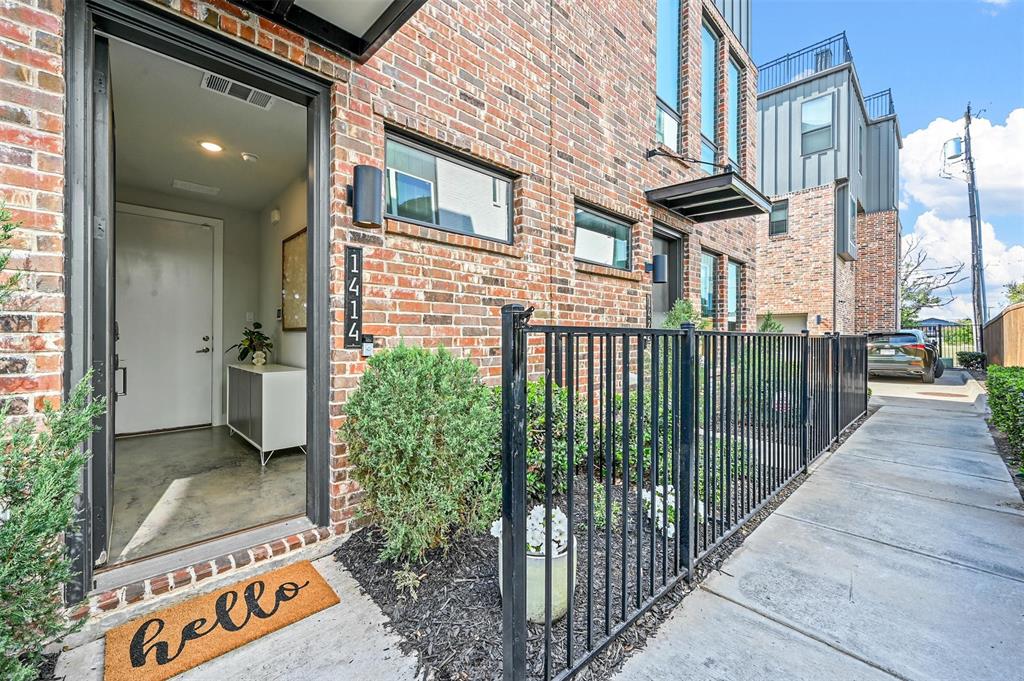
[200,72,274,110]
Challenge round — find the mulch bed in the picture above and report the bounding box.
[31,652,58,681]
[989,423,1024,505]
[336,411,871,681]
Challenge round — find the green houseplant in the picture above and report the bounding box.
[226,322,273,363]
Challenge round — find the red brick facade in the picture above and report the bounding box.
[0,0,761,609]
[756,183,899,334]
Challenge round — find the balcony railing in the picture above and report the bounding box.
[757,32,852,93]
[864,89,896,119]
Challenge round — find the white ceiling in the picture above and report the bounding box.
[109,38,306,210]
[294,0,396,37]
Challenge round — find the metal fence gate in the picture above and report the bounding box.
[499,305,869,681]
[908,322,980,367]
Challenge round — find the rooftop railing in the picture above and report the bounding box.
[864,89,896,119]
[757,32,852,93]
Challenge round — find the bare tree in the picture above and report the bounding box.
[900,236,968,326]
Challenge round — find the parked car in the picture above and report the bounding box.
[867,330,944,383]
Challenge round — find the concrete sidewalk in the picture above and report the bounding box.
[615,371,1024,681]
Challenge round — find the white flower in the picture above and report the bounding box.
[495,505,570,555]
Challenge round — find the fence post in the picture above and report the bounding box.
[863,335,869,417]
[679,322,696,582]
[501,303,528,681]
[831,332,840,443]
[800,329,810,474]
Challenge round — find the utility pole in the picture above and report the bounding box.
[963,104,987,350]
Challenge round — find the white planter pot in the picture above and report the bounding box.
[497,538,578,624]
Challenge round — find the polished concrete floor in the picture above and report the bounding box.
[107,426,305,565]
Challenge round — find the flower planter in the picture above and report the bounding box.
[497,539,578,623]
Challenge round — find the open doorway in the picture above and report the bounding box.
[96,37,311,568]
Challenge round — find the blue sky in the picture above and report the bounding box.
[753,0,1024,320]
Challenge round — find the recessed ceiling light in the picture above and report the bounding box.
[241,152,260,163]
[199,141,223,153]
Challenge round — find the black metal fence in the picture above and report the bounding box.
[499,305,868,681]
[864,88,896,119]
[757,32,852,93]
[908,322,979,367]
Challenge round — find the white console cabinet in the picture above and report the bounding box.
[227,363,305,465]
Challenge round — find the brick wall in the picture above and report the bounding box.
[0,0,65,422]
[755,184,835,333]
[0,0,762,600]
[854,209,900,333]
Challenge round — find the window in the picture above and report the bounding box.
[727,261,741,330]
[801,93,833,155]
[656,0,681,151]
[769,200,788,235]
[859,122,865,174]
[574,206,631,270]
[700,22,719,169]
[385,135,512,242]
[700,251,717,320]
[835,183,858,260]
[728,57,742,166]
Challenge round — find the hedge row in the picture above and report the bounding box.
[988,366,1024,461]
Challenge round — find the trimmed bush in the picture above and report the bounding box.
[1,377,104,681]
[342,345,499,563]
[957,351,986,370]
[988,366,1024,459]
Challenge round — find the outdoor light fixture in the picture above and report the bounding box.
[199,141,223,153]
[645,254,668,284]
[350,165,383,228]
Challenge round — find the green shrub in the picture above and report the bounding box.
[661,298,710,330]
[494,378,586,502]
[988,366,1024,460]
[758,311,784,333]
[957,351,986,370]
[1,377,104,681]
[342,345,499,562]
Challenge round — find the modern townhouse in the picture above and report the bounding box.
[754,33,902,334]
[0,0,766,614]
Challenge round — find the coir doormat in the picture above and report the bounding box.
[103,560,338,681]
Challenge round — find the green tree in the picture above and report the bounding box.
[758,311,784,333]
[900,236,967,327]
[660,298,710,330]
[1004,281,1024,305]
[0,200,104,680]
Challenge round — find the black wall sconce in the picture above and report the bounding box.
[645,253,668,284]
[350,165,383,228]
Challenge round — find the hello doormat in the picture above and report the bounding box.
[103,560,338,681]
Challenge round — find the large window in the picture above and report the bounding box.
[727,57,742,166]
[385,135,512,242]
[769,200,788,235]
[700,251,717,320]
[574,206,631,270]
[727,261,741,330]
[700,22,719,168]
[656,0,680,151]
[801,93,833,155]
[835,183,858,260]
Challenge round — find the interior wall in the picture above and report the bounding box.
[259,176,308,368]
[116,186,262,419]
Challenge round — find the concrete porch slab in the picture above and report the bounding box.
[703,513,1024,681]
[54,556,419,681]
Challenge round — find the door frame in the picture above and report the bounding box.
[65,0,333,601]
[114,202,225,430]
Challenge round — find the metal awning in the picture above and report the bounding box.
[645,172,771,223]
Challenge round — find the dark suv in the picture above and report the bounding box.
[867,330,944,383]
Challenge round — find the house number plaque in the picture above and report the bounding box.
[344,246,363,349]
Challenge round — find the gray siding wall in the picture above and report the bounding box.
[713,0,751,54]
[757,69,851,197]
[865,118,900,211]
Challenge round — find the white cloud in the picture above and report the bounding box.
[979,0,1010,5]
[900,109,1024,322]
[900,108,1024,218]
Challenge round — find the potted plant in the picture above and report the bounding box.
[226,322,274,365]
[492,505,577,623]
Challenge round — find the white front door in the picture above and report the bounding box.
[114,207,214,434]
